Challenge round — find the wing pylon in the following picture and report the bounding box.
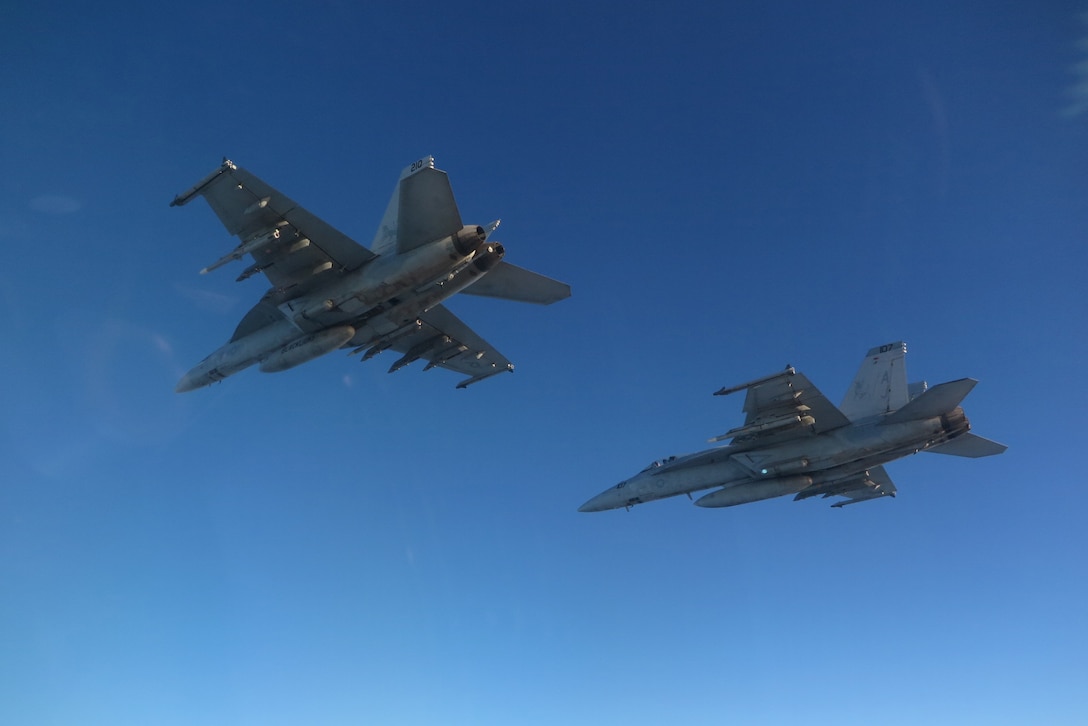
[377,304,513,388]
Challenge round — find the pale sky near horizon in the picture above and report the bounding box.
[2,2,1086,724]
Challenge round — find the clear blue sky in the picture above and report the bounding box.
[2,1,1085,724]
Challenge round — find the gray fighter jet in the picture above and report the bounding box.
[579,342,1006,512]
[172,157,569,392]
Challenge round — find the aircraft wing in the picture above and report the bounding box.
[385,304,513,388]
[792,465,898,507]
[172,160,376,296]
[709,367,851,444]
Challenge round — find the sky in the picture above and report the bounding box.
[1,1,1086,724]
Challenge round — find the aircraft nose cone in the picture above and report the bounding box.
[578,489,618,513]
[175,371,199,393]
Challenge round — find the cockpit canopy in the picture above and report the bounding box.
[640,455,678,472]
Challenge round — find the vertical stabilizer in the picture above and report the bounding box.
[370,156,463,256]
[840,341,909,421]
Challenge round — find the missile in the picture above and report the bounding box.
[423,343,469,370]
[694,475,813,508]
[714,366,796,397]
[709,412,815,442]
[258,326,355,373]
[388,335,450,373]
[349,320,423,360]
[236,262,270,282]
[762,390,805,406]
[200,228,281,274]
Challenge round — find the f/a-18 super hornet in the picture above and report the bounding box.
[579,342,1006,512]
[172,157,569,392]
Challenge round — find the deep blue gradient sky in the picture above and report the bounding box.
[2,2,1086,724]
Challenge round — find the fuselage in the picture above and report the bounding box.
[578,413,964,512]
[176,228,501,392]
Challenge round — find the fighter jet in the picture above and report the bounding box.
[172,157,569,392]
[579,342,1006,512]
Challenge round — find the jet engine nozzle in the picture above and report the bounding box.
[452,225,487,256]
[472,243,505,272]
[941,406,970,437]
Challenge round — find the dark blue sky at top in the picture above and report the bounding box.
[1,2,1086,725]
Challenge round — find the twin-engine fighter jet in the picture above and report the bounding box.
[172,157,569,392]
[579,342,1006,512]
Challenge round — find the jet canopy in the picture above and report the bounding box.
[641,456,678,472]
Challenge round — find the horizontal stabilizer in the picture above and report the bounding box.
[459,261,571,305]
[383,304,514,388]
[927,433,1007,458]
[881,378,977,424]
[830,492,886,508]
